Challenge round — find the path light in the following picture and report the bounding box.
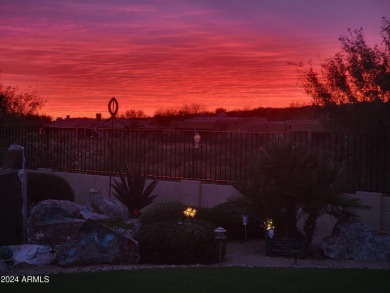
[214,227,227,263]
[88,188,98,196]
[183,207,197,218]
[214,226,226,239]
[178,207,197,224]
[193,132,201,149]
[241,214,249,243]
[264,218,275,238]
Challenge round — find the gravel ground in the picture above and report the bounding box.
[2,240,390,276]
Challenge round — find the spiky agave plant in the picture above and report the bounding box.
[112,164,158,218]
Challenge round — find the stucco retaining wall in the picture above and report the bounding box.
[31,169,390,239]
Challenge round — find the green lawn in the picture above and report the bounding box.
[2,267,390,293]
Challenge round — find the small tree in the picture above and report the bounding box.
[124,109,146,119]
[178,103,206,115]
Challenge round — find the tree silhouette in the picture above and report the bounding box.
[297,17,390,133]
[0,82,45,119]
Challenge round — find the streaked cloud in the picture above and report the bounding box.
[0,0,389,118]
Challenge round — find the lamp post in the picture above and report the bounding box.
[214,227,226,263]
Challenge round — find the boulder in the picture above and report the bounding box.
[320,218,390,261]
[57,219,139,267]
[78,209,110,221]
[29,199,83,224]
[9,244,56,268]
[27,198,132,246]
[28,219,85,245]
[28,199,86,245]
[83,195,129,222]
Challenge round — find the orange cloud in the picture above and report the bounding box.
[0,0,387,118]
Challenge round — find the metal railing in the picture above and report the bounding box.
[1,125,389,192]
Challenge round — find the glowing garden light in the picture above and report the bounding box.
[183,207,197,218]
[263,218,275,238]
[193,132,201,149]
[265,218,274,231]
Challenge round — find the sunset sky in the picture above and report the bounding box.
[1,0,389,119]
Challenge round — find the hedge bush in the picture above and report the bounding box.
[140,201,186,226]
[27,172,75,204]
[141,200,262,241]
[137,219,223,265]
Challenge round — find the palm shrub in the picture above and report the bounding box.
[234,141,367,248]
[111,164,158,218]
[234,142,317,239]
[300,155,366,248]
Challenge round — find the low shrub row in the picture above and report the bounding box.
[140,201,186,226]
[136,200,264,264]
[140,200,261,241]
[137,219,222,265]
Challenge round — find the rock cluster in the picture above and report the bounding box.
[57,219,138,267]
[321,218,390,261]
[27,199,85,245]
[2,195,138,270]
[10,245,56,268]
[80,194,129,221]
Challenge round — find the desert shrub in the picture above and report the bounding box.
[27,172,74,204]
[111,164,158,218]
[140,201,186,226]
[137,219,223,265]
[197,201,261,240]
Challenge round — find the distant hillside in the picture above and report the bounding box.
[224,105,323,121]
[153,105,324,127]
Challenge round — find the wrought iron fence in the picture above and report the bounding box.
[1,125,389,192]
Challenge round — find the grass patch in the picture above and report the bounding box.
[3,267,390,293]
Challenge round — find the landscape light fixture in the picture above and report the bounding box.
[214,227,227,240]
[214,227,227,263]
[264,218,275,238]
[183,207,197,218]
[193,132,201,149]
